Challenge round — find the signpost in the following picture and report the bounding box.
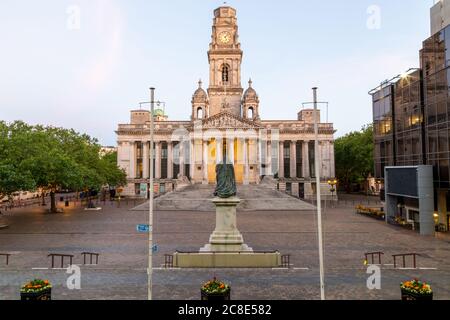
[136,224,152,233]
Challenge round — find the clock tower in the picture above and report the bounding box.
[207,6,243,117]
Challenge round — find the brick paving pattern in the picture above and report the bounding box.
[0,188,449,300]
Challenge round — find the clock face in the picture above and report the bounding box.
[218,31,232,44]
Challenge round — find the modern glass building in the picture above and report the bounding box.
[421,26,450,190]
[371,69,424,179]
[369,21,450,233]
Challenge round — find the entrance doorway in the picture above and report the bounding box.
[299,183,305,199]
[207,138,244,184]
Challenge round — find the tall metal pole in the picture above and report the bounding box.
[148,87,155,300]
[313,87,325,300]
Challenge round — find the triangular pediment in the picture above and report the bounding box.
[198,112,262,129]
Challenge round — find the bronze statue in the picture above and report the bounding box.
[214,157,237,198]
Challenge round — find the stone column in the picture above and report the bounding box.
[278,141,284,178]
[203,140,208,182]
[129,141,136,179]
[302,140,310,178]
[210,60,214,87]
[155,142,162,179]
[190,139,195,179]
[330,141,336,178]
[143,141,149,179]
[179,142,185,176]
[290,140,297,179]
[228,138,235,164]
[167,141,173,179]
[267,141,272,176]
[244,139,249,185]
[257,139,261,178]
[216,139,222,164]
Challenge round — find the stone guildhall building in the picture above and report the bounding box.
[116,6,336,199]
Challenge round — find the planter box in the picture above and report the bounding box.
[401,289,433,301]
[21,288,52,301]
[201,289,231,301]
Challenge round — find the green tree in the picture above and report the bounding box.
[0,121,126,212]
[99,151,127,188]
[0,121,36,201]
[335,124,374,193]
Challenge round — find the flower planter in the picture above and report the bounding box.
[400,279,433,301]
[20,279,52,301]
[201,289,231,301]
[21,288,52,301]
[201,277,231,301]
[401,288,433,301]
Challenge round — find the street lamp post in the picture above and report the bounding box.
[148,87,155,301]
[312,87,325,300]
[327,178,338,201]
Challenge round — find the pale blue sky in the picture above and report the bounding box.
[0,0,434,145]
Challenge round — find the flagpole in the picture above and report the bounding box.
[148,87,155,300]
[313,87,325,300]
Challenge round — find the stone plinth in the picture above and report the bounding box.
[173,252,282,268]
[173,193,283,268]
[200,197,252,252]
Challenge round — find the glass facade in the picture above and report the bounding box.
[394,70,425,168]
[371,69,424,179]
[372,85,395,178]
[421,26,450,188]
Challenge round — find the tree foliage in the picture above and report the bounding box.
[0,121,126,212]
[335,124,374,193]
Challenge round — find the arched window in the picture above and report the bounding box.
[197,107,204,119]
[248,107,254,119]
[222,65,229,83]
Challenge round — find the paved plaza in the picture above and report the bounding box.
[0,186,449,300]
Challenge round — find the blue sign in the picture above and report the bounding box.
[152,245,159,253]
[136,224,152,233]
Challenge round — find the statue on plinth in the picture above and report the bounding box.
[214,157,237,198]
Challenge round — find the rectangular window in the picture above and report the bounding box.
[296,142,302,178]
[284,142,290,178]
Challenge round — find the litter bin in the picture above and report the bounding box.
[65,200,69,207]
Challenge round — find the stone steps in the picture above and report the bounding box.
[133,184,315,212]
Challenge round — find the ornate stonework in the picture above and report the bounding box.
[200,112,262,130]
[116,6,336,200]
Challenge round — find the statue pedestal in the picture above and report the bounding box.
[200,197,253,252]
